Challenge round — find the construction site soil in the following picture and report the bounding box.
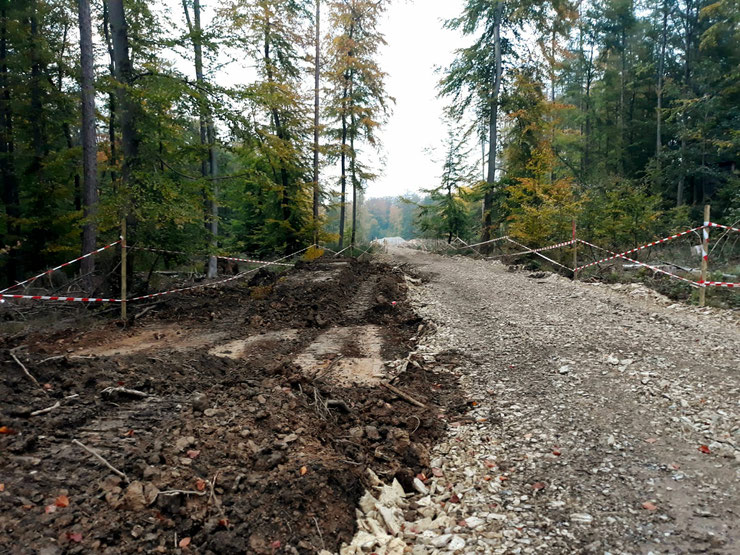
[0,257,464,554]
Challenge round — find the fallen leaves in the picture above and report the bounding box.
[0,426,17,435]
[66,532,83,543]
[299,466,308,476]
[642,501,658,511]
[449,493,461,503]
[552,449,562,456]
[0,483,5,492]
[698,445,711,454]
[531,482,547,491]
[186,449,200,459]
[55,495,70,508]
[195,478,207,492]
[178,537,191,548]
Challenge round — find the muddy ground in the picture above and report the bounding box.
[0,257,465,554]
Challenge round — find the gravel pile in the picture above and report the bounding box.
[340,248,739,554]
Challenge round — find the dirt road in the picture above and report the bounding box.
[361,247,739,554]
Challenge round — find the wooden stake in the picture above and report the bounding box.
[699,204,710,307]
[121,218,127,320]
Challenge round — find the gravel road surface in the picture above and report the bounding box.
[342,247,739,554]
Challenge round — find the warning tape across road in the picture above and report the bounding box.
[575,226,706,272]
[504,237,575,272]
[708,222,740,234]
[577,239,701,288]
[702,281,739,288]
[0,294,122,303]
[0,240,122,294]
[488,239,576,260]
[128,245,294,267]
[449,236,510,251]
[128,244,314,302]
[2,244,315,304]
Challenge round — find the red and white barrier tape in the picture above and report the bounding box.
[701,281,739,288]
[0,240,122,294]
[216,256,293,267]
[575,225,706,271]
[128,244,314,302]
[504,238,575,272]
[450,236,509,251]
[708,222,740,234]
[127,245,188,256]
[333,245,353,257]
[0,294,121,303]
[128,268,256,301]
[128,245,294,267]
[489,239,576,259]
[2,245,314,304]
[577,239,700,288]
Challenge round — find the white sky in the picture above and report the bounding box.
[367,0,467,198]
[158,0,469,200]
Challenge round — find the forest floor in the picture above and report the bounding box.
[0,257,467,554]
[2,248,739,554]
[340,246,738,554]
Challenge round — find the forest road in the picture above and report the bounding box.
[377,246,739,554]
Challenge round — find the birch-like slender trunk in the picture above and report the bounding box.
[183,0,218,277]
[312,0,320,243]
[78,0,98,289]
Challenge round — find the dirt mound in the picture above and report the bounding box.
[0,258,462,554]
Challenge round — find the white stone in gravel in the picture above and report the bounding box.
[378,480,406,508]
[570,513,594,524]
[417,495,432,507]
[413,478,429,494]
[359,491,376,514]
[447,536,466,551]
[463,516,485,529]
[430,534,452,548]
[559,365,571,374]
[378,505,401,536]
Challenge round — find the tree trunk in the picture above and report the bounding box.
[350,96,357,248]
[584,43,593,177]
[183,0,218,277]
[109,0,139,294]
[108,0,139,202]
[655,0,668,179]
[103,1,117,188]
[339,100,347,250]
[677,0,696,207]
[78,0,98,290]
[481,2,503,245]
[312,0,320,243]
[0,8,19,284]
[338,21,354,251]
[618,26,626,176]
